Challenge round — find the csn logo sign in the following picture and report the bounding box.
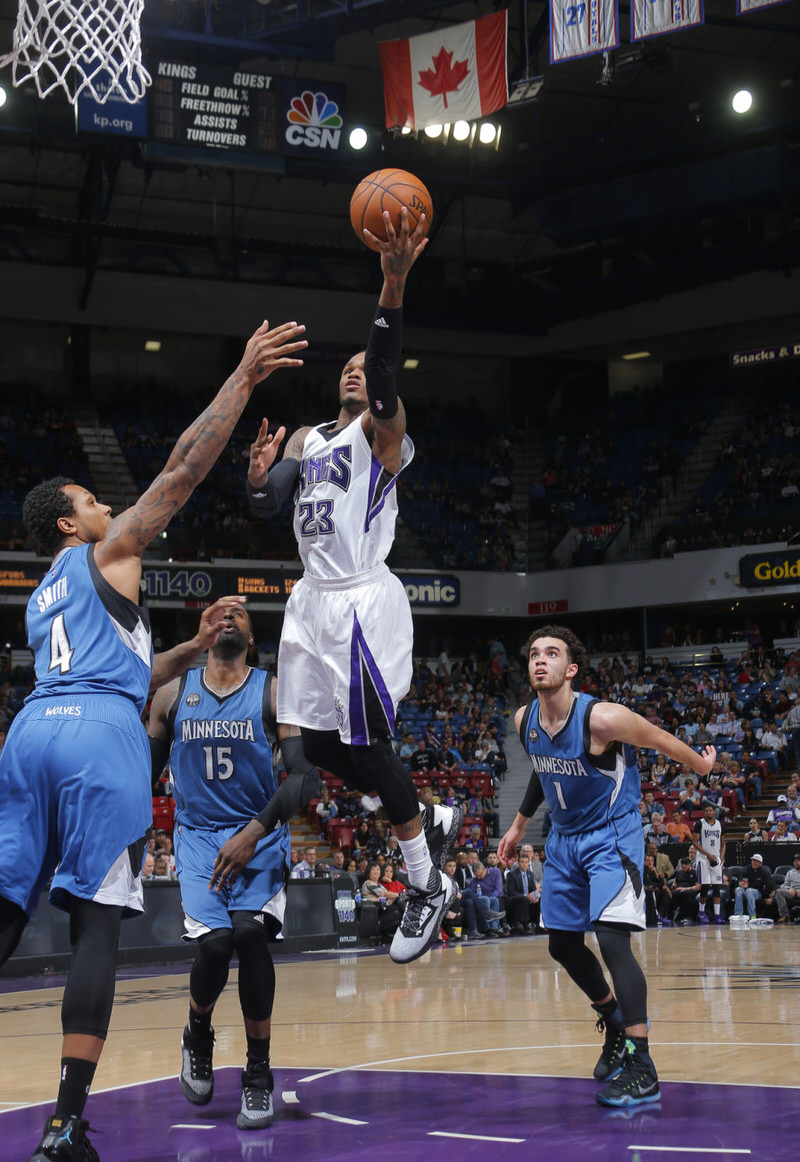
[283,82,346,154]
[400,575,460,607]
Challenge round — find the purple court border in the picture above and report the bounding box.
[4,1065,798,1162]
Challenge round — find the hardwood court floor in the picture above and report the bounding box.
[2,927,799,1160]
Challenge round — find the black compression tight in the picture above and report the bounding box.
[300,729,419,825]
[547,923,648,1027]
[61,899,123,1039]
[0,896,28,966]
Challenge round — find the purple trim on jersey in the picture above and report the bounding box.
[348,609,395,744]
[363,453,398,534]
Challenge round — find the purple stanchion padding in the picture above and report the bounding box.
[4,1066,797,1162]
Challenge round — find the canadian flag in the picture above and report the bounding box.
[379,11,508,131]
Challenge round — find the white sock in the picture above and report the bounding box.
[713,900,721,917]
[397,829,435,890]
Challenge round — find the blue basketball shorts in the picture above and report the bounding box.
[541,811,646,932]
[175,822,291,940]
[0,695,151,916]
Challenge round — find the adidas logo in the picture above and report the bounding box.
[374,316,389,328]
[252,913,265,925]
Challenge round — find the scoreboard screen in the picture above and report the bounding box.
[150,61,281,153]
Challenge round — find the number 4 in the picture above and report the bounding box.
[49,612,74,674]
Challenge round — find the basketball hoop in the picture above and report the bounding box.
[0,0,151,105]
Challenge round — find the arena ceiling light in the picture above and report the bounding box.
[0,84,7,108]
[145,340,162,352]
[403,358,419,370]
[478,122,498,145]
[621,350,651,360]
[348,126,368,150]
[732,89,753,114]
[424,123,443,138]
[452,120,471,141]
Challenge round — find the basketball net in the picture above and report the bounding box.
[0,0,151,105]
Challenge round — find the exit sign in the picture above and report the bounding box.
[528,599,568,615]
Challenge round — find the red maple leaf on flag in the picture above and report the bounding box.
[418,46,470,108]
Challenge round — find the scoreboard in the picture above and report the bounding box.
[150,61,281,153]
[74,59,348,170]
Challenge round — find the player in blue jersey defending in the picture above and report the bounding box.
[0,318,307,1162]
[243,209,461,964]
[147,603,318,1130]
[499,626,716,1108]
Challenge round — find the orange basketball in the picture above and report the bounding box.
[350,169,433,252]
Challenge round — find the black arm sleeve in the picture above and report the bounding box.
[247,457,301,519]
[519,767,546,820]
[365,303,402,420]
[149,734,170,793]
[254,735,320,832]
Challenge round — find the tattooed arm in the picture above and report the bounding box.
[95,320,306,600]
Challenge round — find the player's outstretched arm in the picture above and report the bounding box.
[361,206,427,468]
[590,702,717,777]
[148,595,247,693]
[96,320,306,587]
[246,422,309,519]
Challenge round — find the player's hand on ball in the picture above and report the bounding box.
[365,206,428,281]
[240,320,307,385]
[248,418,286,486]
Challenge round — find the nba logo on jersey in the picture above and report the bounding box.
[528,728,539,744]
[186,693,200,707]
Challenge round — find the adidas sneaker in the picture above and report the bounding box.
[180,1025,215,1105]
[236,1063,274,1130]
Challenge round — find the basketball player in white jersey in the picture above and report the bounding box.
[226,207,460,963]
[693,804,726,924]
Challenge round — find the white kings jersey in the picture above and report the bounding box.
[697,816,723,865]
[294,418,414,580]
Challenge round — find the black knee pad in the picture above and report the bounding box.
[232,913,275,1022]
[547,928,610,1002]
[350,742,419,826]
[191,927,235,1010]
[62,898,123,1039]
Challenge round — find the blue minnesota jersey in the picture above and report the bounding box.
[25,543,152,713]
[519,692,641,835]
[169,667,279,829]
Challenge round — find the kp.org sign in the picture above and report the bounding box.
[282,80,346,156]
[400,574,460,607]
[739,550,800,588]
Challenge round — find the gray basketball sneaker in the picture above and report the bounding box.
[390,870,457,963]
[236,1063,274,1130]
[180,1026,215,1105]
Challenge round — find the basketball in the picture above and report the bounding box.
[350,169,433,252]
